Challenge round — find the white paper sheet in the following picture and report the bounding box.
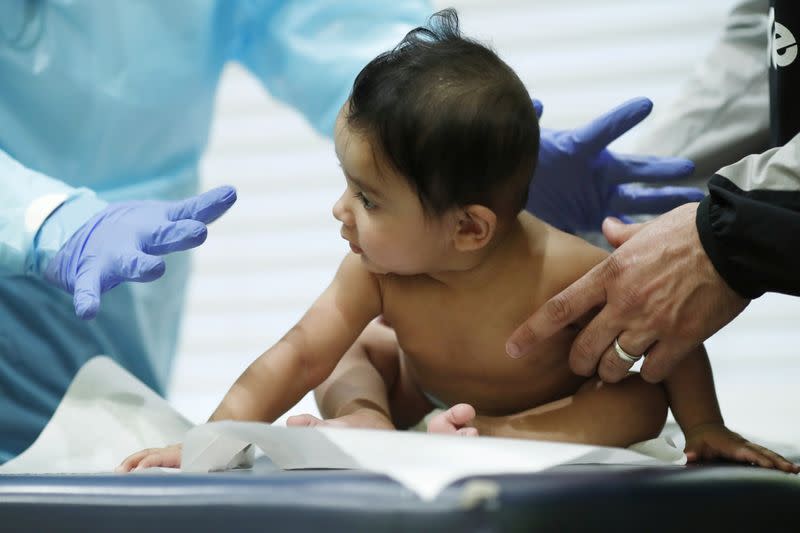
[182,420,685,500]
[0,356,686,501]
[0,357,193,474]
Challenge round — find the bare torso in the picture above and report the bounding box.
[379,213,607,416]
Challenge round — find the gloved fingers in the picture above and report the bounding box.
[72,266,102,320]
[167,185,237,224]
[602,153,695,185]
[143,219,208,255]
[532,98,543,119]
[572,97,653,155]
[608,184,705,215]
[117,252,166,283]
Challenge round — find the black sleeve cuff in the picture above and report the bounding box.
[696,175,800,299]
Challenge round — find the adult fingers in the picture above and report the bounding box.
[600,153,695,185]
[608,185,705,215]
[507,260,611,358]
[167,185,237,224]
[532,99,543,119]
[72,265,102,320]
[144,219,208,255]
[602,217,644,248]
[572,97,653,155]
[638,341,693,383]
[568,306,621,377]
[117,252,166,283]
[595,332,652,382]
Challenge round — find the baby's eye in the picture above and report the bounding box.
[355,192,376,210]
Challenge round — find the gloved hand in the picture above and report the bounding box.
[45,186,237,320]
[526,97,704,233]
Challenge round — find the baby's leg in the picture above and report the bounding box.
[429,374,669,447]
[286,321,434,430]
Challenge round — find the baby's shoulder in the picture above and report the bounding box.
[535,225,609,295]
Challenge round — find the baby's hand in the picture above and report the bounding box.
[116,443,183,472]
[427,404,479,437]
[684,423,799,474]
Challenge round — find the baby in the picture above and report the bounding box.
[120,9,796,473]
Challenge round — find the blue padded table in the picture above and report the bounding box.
[2,461,799,532]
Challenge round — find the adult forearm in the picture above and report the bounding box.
[697,163,800,298]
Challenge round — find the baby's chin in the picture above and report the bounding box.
[361,255,426,277]
[360,255,389,275]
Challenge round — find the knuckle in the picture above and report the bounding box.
[520,319,538,343]
[598,355,627,382]
[569,343,599,377]
[616,285,642,312]
[572,339,593,362]
[544,296,571,325]
[603,254,625,283]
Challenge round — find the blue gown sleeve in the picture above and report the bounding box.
[0,149,106,276]
[233,0,432,137]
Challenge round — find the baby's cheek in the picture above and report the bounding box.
[369,238,417,271]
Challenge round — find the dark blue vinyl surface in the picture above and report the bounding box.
[2,462,799,532]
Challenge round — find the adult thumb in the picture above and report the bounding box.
[602,216,643,248]
[72,267,102,320]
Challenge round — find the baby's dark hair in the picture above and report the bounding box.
[346,8,538,218]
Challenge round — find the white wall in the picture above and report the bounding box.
[170,0,800,445]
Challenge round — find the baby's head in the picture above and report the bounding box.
[333,9,538,275]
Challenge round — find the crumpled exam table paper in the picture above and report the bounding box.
[0,356,686,500]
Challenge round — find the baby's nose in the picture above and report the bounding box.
[332,194,351,225]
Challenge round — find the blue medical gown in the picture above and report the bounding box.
[0,0,430,461]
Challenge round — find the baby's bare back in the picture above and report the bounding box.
[380,217,608,416]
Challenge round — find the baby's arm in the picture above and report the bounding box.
[118,253,382,471]
[664,345,798,473]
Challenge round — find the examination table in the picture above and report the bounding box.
[2,458,799,532]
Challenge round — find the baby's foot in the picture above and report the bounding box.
[286,409,394,431]
[427,404,479,437]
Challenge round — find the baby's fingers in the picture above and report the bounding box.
[728,444,774,469]
[134,449,182,471]
[116,448,160,472]
[745,444,800,474]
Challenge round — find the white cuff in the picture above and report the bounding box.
[24,193,69,235]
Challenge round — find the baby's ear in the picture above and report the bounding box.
[452,204,497,252]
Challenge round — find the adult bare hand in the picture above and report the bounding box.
[506,203,750,383]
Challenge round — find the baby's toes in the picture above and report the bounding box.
[427,404,476,434]
[287,414,324,427]
[456,427,479,437]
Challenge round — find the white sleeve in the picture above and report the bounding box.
[634,0,771,184]
[716,132,800,191]
[0,149,105,275]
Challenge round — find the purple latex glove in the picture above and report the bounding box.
[45,186,237,320]
[526,97,703,233]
